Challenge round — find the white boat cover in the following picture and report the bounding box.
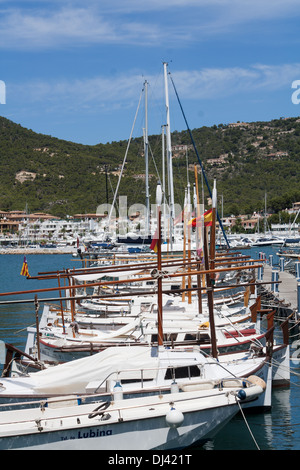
[72,271,147,282]
[50,316,143,341]
[31,346,160,394]
[72,266,180,283]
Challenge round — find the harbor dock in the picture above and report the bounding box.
[262,263,299,314]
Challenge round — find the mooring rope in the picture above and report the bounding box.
[236,398,260,450]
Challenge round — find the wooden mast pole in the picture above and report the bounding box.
[204,179,218,359]
[34,295,40,361]
[181,188,187,302]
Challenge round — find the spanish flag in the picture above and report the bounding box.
[203,209,213,227]
[188,209,213,228]
[187,216,199,228]
[20,256,30,277]
[150,228,159,253]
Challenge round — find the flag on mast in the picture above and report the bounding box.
[203,208,213,227]
[20,256,30,277]
[150,228,159,253]
[188,209,213,228]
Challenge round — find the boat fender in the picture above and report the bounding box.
[237,389,247,400]
[237,384,264,401]
[166,406,184,428]
[246,375,266,390]
[88,401,110,419]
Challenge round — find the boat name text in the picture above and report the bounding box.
[60,428,112,441]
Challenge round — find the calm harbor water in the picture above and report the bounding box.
[0,253,76,351]
[0,247,299,450]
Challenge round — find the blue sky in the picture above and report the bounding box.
[1,0,300,145]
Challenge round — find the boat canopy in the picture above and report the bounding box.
[32,346,160,394]
[72,271,147,282]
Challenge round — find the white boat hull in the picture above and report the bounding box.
[0,386,263,450]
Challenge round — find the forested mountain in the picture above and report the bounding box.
[0,115,299,218]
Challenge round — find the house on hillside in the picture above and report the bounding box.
[292,202,300,213]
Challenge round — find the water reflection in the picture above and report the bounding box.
[0,254,74,349]
[204,366,300,450]
[264,388,292,450]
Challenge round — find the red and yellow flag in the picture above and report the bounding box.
[203,209,213,227]
[20,256,30,277]
[187,216,198,227]
[150,229,159,253]
[187,209,213,228]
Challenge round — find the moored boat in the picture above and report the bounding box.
[0,376,265,450]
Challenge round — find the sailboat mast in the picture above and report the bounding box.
[264,192,267,234]
[207,179,218,358]
[107,89,143,227]
[210,179,217,281]
[161,125,167,241]
[156,183,163,348]
[194,167,203,315]
[187,182,192,304]
[163,62,175,248]
[144,80,150,236]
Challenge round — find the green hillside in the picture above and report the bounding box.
[0,115,299,218]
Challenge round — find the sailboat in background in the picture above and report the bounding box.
[115,62,186,252]
[116,79,152,247]
[252,193,285,246]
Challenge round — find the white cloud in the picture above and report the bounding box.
[0,4,191,50]
[171,63,300,100]
[0,7,121,48]
[0,0,299,50]
[9,62,300,113]
[10,73,145,114]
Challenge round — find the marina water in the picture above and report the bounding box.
[0,248,299,450]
